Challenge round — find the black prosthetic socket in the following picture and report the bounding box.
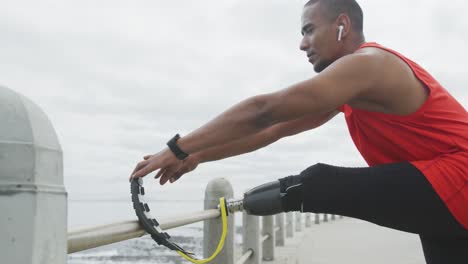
[242,175,304,215]
[243,181,283,215]
[279,175,304,212]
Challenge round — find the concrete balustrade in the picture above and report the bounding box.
[262,215,275,261]
[275,214,286,247]
[0,86,66,264]
[243,211,261,264]
[306,213,312,227]
[286,213,294,238]
[204,178,235,264]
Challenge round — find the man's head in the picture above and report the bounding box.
[300,0,364,72]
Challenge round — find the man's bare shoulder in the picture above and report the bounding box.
[343,46,428,115]
[353,45,411,70]
[354,46,385,55]
[324,46,386,78]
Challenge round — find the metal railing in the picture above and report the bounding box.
[68,178,342,264]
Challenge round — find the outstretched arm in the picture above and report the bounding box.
[155,110,339,184]
[131,51,381,180]
[197,110,339,163]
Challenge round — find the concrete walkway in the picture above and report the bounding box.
[270,217,426,264]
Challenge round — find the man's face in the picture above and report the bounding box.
[300,3,340,73]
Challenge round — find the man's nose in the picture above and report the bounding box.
[299,37,309,51]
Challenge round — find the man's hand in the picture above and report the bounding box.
[130,149,182,185]
[130,150,201,185]
[164,154,201,184]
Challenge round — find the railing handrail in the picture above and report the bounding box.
[68,208,220,253]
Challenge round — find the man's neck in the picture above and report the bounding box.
[344,35,366,55]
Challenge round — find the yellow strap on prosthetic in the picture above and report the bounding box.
[176,197,228,263]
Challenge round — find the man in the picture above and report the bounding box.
[130,0,467,263]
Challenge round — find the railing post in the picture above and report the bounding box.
[204,178,234,264]
[275,213,285,247]
[243,212,261,264]
[324,213,329,222]
[331,214,336,221]
[315,213,320,224]
[0,87,66,264]
[262,215,275,261]
[286,212,294,238]
[305,213,312,227]
[295,212,302,232]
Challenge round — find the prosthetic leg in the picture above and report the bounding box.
[226,175,304,215]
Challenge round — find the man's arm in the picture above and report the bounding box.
[159,110,339,184]
[197,110,339,163]
[177,52,381,155]
[131,51,381,179]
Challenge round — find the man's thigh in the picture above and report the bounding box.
[300,162,466,235]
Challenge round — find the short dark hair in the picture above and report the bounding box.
[305,0,363,33]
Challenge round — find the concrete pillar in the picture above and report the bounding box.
[275,213,285,247]
[315,213,320,224]
[324,213,329,222]
[204,178,234,264]
[295,212,302,232]
[0,86,66,264]
[305,213,312,227]
[243,212,261,264]
[286,212,294,238]
[262,215,274,261]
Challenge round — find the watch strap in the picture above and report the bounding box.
[167,134,189,160]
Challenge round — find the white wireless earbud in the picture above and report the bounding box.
[338,25,344,41]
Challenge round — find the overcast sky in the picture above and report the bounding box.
[1,0,467,205]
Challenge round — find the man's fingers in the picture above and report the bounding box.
[155,169,165,179]
[132,161,158,179]
[131,161,145,174]
[169,172,181,183]
[170,172,184,183]
[130,160,149,180]
[143,155,152,160]
[160,169,176,185]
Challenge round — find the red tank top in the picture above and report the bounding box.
[339,42,468,229]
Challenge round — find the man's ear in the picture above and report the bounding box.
[336,14,351,41]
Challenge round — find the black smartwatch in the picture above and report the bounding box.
[166,134,189,160]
